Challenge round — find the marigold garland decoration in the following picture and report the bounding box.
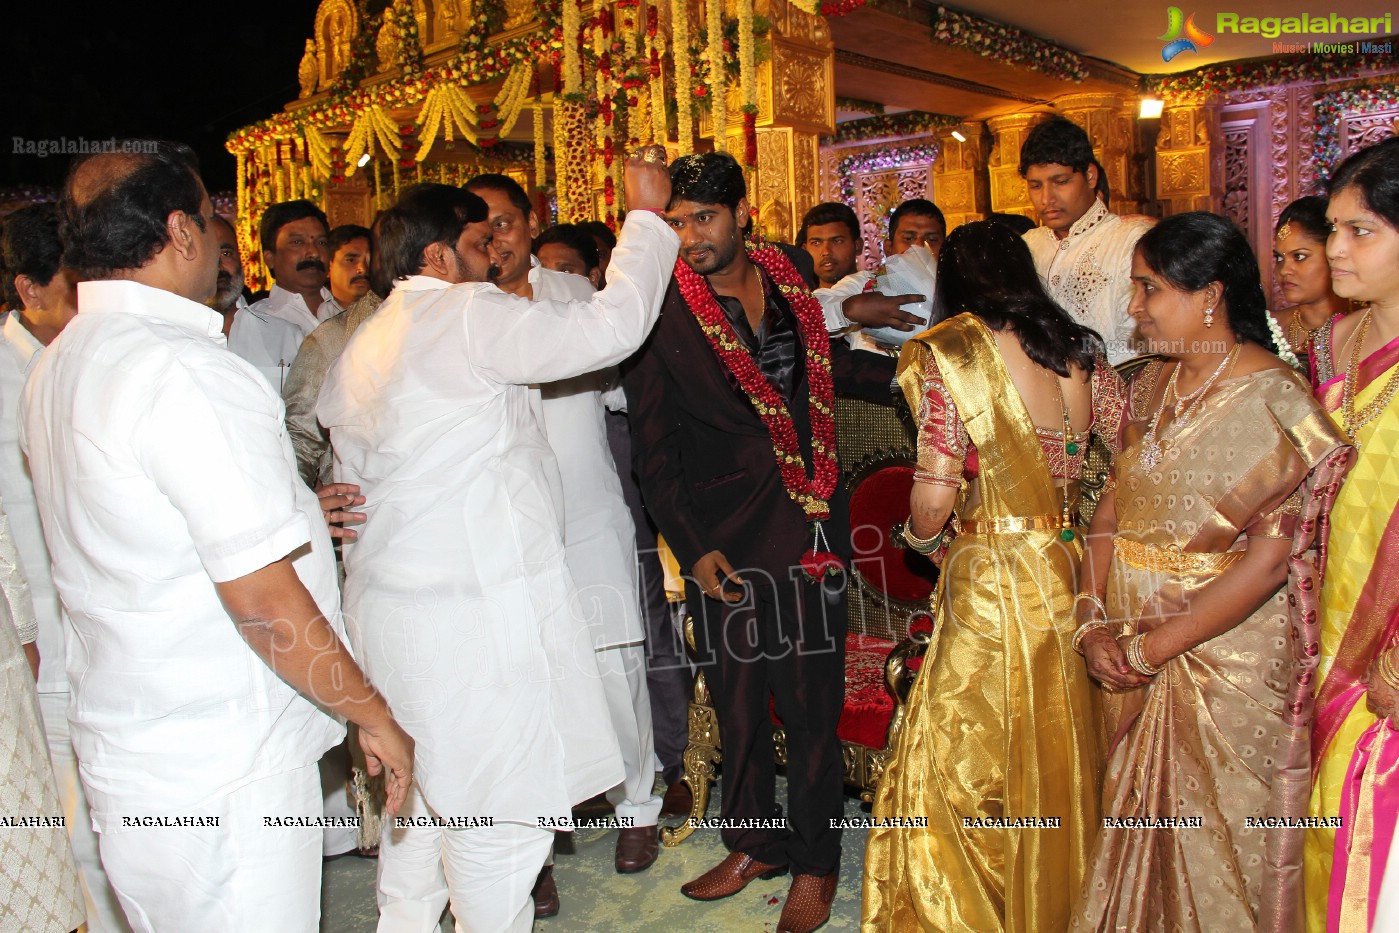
[647,4,669,146]
[670,0,695,154]
[674,239,840,522]
[706,0,728,141]
[737,0,758,165]
[562,0,583,96]
[416,84,479,160]
[493,62,533,137]
[533,102,548,189]
[344,105,403,176]
[553,97,591,221]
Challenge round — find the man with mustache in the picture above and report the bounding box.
[213,214,304,390]
[464,172,668,913]
[284,221,383,489]
[319,150,677,932]
[326,224,374,310]
[624,152,849,933]
[250,199,340,341]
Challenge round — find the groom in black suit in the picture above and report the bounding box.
[624,153,854,933]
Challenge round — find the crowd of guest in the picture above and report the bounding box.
[0,115,1394,933]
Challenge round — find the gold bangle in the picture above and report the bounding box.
[1377,649,1399,690]
[1075,593,1109,622]
[1072,620,1112,656]
[1125,633,1165,677]
[902,518,945,556]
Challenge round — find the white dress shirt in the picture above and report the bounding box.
[533,261,643,650]
[249,284,341,341]
[20,279,345,832]
[227,296,304,392]
[1024,198,1153,365]
[0,312,64,693]
[318,210,677,826]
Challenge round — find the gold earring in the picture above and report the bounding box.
[1204,306,1214,328]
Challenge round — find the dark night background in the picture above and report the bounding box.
[2,1,321,195]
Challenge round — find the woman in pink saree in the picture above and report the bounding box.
[1305,137,1399,933]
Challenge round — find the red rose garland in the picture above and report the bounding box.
[675,238,844,580]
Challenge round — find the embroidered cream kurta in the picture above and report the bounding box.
[318,211,678,826]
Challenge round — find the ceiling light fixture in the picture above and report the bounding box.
[357,153,372,167]
[950,129,967,142]
[1138,98,1164,120]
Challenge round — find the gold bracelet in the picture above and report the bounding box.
[1377,649,1399,690]
[902,518,945,556]
[1075,593,1109,622]
[1125,633,1165,677]
[1072,620,1113,656]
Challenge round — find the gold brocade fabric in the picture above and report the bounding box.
[1072,364,1348,933]
[863,316,1102,933]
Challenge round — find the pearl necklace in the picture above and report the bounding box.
[1138,345,1240,471]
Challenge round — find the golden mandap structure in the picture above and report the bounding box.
[229,0,1399,291]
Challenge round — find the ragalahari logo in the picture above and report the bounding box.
[1160,7,1215,61]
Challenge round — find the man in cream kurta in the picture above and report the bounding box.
[318,160,678,933]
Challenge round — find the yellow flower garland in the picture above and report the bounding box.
[670,0,694,155]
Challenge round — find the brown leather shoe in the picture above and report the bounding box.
[777,873,838,933]
[659,781,693,818]
[531,865,559,918]
[614,825,659,873]
[680,851,788,901]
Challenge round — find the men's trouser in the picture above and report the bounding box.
[99,763,321,933]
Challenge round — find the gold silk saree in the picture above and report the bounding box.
[863,316,1106,933]
[1072,363,1350,933]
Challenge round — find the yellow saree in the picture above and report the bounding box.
[863,316,1102,933]
[1306,324,1399,933]
[1072,364,1350,933]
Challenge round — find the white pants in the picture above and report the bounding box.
[38,691,130,933]
[376,787,553,933]
[98,764,321,933]
[597,642,663,826]
[320,739,359,856]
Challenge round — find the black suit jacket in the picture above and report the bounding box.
[624,279,857,577]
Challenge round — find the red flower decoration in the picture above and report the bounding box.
[800,548,846,581]
[673,240,840,522]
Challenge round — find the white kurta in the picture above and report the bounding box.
[318,210,679,827]
[1023,198,1152,365]
[249,284,341,341]
[227,298,305,392]
[534,262,643,650]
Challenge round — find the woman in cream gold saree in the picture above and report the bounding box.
[1305,137,1399,933]
[1073,212,1351,933]
[863,221,1126,933]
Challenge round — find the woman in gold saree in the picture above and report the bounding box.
[1305,138,1399,933]
[1073,212,1351,933]
[863,221,1126,932]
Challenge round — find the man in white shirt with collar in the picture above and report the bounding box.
[249,199,341,340]
[466,172,666,901]
[319,151,677,933]
[1019,117,1153,365]
[0,204,130,932]
[212,213,303,391]
[21,141,413,933]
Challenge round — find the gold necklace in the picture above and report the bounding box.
[1138,344,1240,471]
[1340,308,1399,447]
[1287,312,1324,356]
[1048,369,1079,542]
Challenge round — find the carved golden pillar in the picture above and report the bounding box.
[703,0,833,242]
[932,123,991,232]
[987,112,1049,219]
[1155,102,1222,217]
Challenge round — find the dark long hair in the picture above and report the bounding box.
[931,220,1101,376]
[1134,212,1276,351]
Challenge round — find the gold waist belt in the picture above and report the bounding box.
[958,514,1066,536]
[1113,538,1245,575]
